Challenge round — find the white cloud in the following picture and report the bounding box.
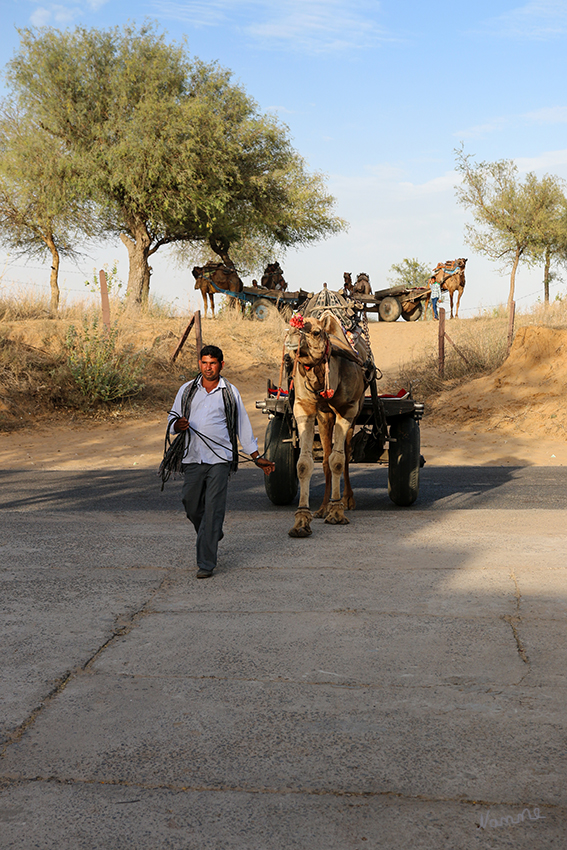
[481,0,567,40]
[523,105,567,123]
[515,148,567,171]
[266,105,295,115]
[151,0,396,53]
[28,1,110,26]
[454,117,509,139]
[455,104,567,139]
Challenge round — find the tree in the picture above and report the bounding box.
[7,24,346,305]
[528,194,567,304]
[455,147,566,312]
[388,257,431,289]
[0,104,94,313]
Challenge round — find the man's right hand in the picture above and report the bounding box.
[174,417,190,432]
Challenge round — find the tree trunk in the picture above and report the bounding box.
[209,235,234,267]
[543,246,551,305]
[121,221,152,306]
[508,247,522,314]
[45,235,60,314]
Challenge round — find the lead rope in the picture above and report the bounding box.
[276,341,287,401]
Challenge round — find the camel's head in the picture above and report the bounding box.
[286,315,329,365]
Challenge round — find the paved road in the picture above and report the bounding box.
[1,466,566,848]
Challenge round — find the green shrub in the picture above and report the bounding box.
[65,318,146,403]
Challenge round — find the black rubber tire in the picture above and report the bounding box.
[253,299,276,321]
[401,302,423,322]
[388,416,420,506]
[263,415,299,505]
[378,296,402,322]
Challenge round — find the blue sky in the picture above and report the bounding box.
[2,0,567,313]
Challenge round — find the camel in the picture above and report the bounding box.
[192,263,243,318]
[423,258,467,319]
[261,262,287,291]
[343,272,353,295]
[285,311,370,538]
[352,272,372,297]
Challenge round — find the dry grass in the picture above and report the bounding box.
[0,293,287,429]
[398,317,509,400]
[4,284,563,430]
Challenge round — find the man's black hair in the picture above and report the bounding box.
[200,344,224,362]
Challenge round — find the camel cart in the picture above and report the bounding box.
[256,384,424,509]
[205,279,310,320]
[352,284,431,322]
[256,287,425,507]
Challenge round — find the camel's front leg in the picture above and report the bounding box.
[209,293,215,318]
[342,425,356,511]
[454,288,462,318]
[201,292,208,319]
[449,290,455,319]
[313,411,334,519]
[289,412,315,538]
[325,413,351,525]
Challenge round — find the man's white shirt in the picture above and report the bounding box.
[168,377,258,465]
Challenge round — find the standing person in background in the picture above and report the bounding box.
[168,345,274,578]
[429,276,442,320]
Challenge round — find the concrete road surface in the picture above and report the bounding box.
[1,465,566,848]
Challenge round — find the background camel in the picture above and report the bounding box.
[423,258,467,319]
[352,272,372,296]
[260,262,287,291]
[285,311,369,538]
[192,263,243,318]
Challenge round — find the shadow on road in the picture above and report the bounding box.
[1,465,567,513]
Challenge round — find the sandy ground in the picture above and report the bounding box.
[1,318,566,470]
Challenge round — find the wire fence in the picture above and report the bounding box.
[1,259,565,313]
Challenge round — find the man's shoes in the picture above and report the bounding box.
[196,568,214,579]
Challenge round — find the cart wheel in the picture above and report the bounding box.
[253,299,276,321]
[401,303,423,322]
[388,415,420,506]
[379,297,402,322]
[263,415,299,505]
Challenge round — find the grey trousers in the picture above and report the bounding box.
[181,462,230,572]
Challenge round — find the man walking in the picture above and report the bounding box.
[168,345,274,578]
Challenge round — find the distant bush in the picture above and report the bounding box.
[64,318,146,403]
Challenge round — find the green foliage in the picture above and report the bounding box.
[0,104,101,312]
[6,23,346,303]
[455,146,566,310]
[85,261,124,296]
[388,258,431,288]
[64,318,146,403]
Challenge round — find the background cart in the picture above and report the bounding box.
[207,280,310,320]
[352,284,430,322]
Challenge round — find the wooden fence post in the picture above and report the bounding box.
[438,307,445,379]
[99,269,111,332]
[194,310,202,366]
[507,301,516,355]
[171,313,195,363]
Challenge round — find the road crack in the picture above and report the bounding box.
[0,572,172,758]
[502,570,530,675]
